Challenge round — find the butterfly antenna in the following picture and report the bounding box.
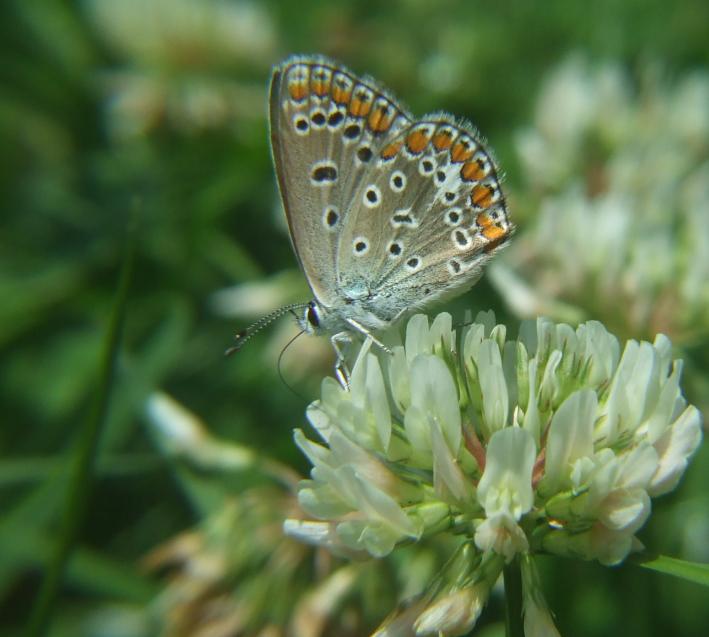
[277,329,309,402]
[225,302,311,356]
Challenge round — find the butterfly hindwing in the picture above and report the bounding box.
[336,115,513,322]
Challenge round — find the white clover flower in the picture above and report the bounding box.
[286,312,702,634]
[499,59,709,343]
[87,0,276,137]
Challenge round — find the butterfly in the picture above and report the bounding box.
[232,55,513,384]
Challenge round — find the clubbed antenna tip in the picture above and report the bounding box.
[225,302,311,356]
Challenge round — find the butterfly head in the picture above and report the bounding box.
[299,301,323,335]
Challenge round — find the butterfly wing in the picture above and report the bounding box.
[269,56,412,308]
[335,114,513,323]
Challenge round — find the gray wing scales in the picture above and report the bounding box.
[336,116,514,322]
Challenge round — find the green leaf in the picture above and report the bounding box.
[631,553,709,587]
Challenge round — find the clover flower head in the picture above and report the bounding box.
[286,312,702,634]
[500,58,709,341]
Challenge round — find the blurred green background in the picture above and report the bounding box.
[2,1,708,636]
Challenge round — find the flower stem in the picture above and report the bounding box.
[504,558,524,637]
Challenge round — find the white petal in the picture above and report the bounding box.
[599,340,638,445]
[404,405,434,466]
[306,399,336,442]
[589,525,636,566]
[543,389,597,494]
[522,357,541,444]
[599,488,651,532]
[579,320,620,387]
[406,314,430,363]
[621,341,659,433]
[414,586,486,636]
[490,323,508,350]
[389,346,411,412]
[430,417,473,504]
[644,359,684,443]
[524,600,561,637]
[474,513,529,560]
[474,309,497,334]
[358,522,407,557]
[538,349,562,406]
[347,466,420,537]
[478,427,536,518]
[476,339,510,434]
[336,519,402,557]
[429,312,454,353]
[518,318,539,356]
[294,428,333,469]
[364,353,392,451]
[283,519,364,558]
[328,431,416,501]
[649,405,703,496]
[616,443,659,489]
[463,322,486,364]
[503,341,519,421]
[349,337,374,396]
[653,333,673,374]
[297,481,352,518]
[409,354,461,455]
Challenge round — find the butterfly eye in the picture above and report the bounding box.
[306,304,320,328]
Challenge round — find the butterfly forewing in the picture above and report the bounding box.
[270,55,512,331]
[269,56,412,309]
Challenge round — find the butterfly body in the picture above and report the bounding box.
[266,55,512,368]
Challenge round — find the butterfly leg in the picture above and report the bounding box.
[331,331,354,389]
[345,318,393,356]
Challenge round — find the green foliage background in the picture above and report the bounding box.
[1,1,707,635]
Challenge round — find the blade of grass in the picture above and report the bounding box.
[630,552,709,587]
[25,224,136,637]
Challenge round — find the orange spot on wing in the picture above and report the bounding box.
[460,158,487,182]
[311,68,331,96]
[288,81,308,101]
[476,212,508,247]
[406,127,432,154]
[482,224,509,250]
[349,87,373,117]
[432,129,454,151]
[331,74,352,104]
[286,66,309,102]
[476,212,493,228]
[471,184,495,209]
[451,138,475,162]
[368,102,396,133]
[381,140,403,160]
